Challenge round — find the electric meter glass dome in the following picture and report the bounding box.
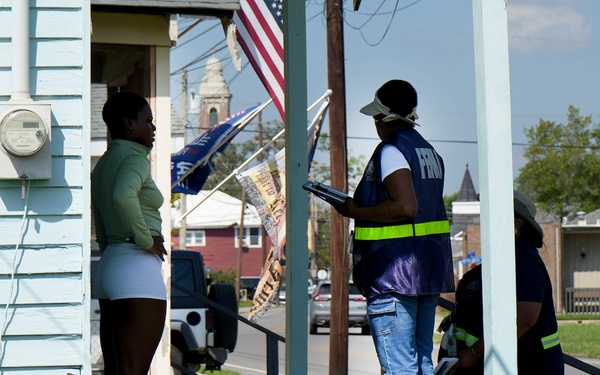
[0,109,48,157]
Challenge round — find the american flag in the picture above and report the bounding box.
[233,0,285,121]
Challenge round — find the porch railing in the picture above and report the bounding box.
[564,288,600,314]
[93,290,599,374]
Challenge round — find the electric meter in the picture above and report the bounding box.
[0,103,52,180]
[0,109,48,157]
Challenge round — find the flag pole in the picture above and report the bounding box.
[308,89,332,112]
[171,99,273,190]
[176,128,285,226]
[175,91,331,226]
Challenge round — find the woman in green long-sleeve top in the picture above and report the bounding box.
[92,92,168,375]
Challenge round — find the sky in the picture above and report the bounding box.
[170,0,600,195]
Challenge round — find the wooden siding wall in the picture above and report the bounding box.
[0,1,90,374]
[563,232,600,289]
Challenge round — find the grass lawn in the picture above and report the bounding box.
[559,322,600,358]
[197,365,240,374]
[557,313,600,321]
[433,320,600,358]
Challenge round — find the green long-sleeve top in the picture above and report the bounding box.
[92,139,164,252]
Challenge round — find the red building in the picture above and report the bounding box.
[172,190,272,277]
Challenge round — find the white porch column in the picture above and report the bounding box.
[472,1,518,374]
[149,45,173,375]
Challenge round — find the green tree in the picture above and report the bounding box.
[209,269,237,286]
[443,192,459,213]
[516,106,600,220]
[202,121,284,199]
[310,141,367,271]
[443,192,459,224]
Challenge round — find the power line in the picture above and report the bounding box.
[344,135,600,150]
[171,39,227,75]
[341,0,424,46]
[172,22,221,51]
[171,62,251,137]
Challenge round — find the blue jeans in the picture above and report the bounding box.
[368,293,439,375]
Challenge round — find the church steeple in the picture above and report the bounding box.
[456,164,477,202]
[198,55,231,132]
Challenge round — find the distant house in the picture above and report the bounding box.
[463,218,563,312]
[172,191,272,277]
[561,209,600,313]
[450,167,570,312]
[450,165,480,276]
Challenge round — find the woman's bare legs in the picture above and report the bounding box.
[99,298,167,375]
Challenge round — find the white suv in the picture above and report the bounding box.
[170,250,238,373]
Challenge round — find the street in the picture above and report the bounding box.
[224,304,600,375]
[225,304,379,374]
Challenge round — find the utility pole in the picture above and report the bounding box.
[258,105,268,265]
[180,70,188,250]
[326,1,350,374]
[309,168,318,278]
[236,191,246,304]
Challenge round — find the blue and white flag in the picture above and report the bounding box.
[171,106,259,194]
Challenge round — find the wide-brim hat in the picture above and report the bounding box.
[476,190,544,241]
[513,190,544,241]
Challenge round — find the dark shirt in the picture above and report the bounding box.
[448,238,564,374]
[515,237,564,374]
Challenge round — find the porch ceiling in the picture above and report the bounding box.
[91,0,239,16]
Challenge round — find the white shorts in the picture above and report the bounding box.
[94,242,167,301]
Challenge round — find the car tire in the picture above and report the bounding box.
[309,323,318,335]
[208,283,238,352]
[171,344,185,375]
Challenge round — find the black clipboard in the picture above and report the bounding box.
[302,181,348,205]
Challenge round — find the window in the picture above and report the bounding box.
[209,108,218,127]
[186,230,206,246]
[234,227,262,248]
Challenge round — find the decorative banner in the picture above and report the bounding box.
[171,106,258,194]
[248,246,284,322]
[239,103,330,321]
[237,149,286,260]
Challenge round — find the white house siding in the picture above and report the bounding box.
[0,0,90,374]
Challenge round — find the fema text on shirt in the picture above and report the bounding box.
[415,148,442,180]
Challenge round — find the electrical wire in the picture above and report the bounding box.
[170,61,250,137]
[172,22,221,51]
[344,134,600,150]
[351,0,424,46]
[171,38,228,75]
[0,179,31,360]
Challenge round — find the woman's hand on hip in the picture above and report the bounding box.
[149,236,168,261]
